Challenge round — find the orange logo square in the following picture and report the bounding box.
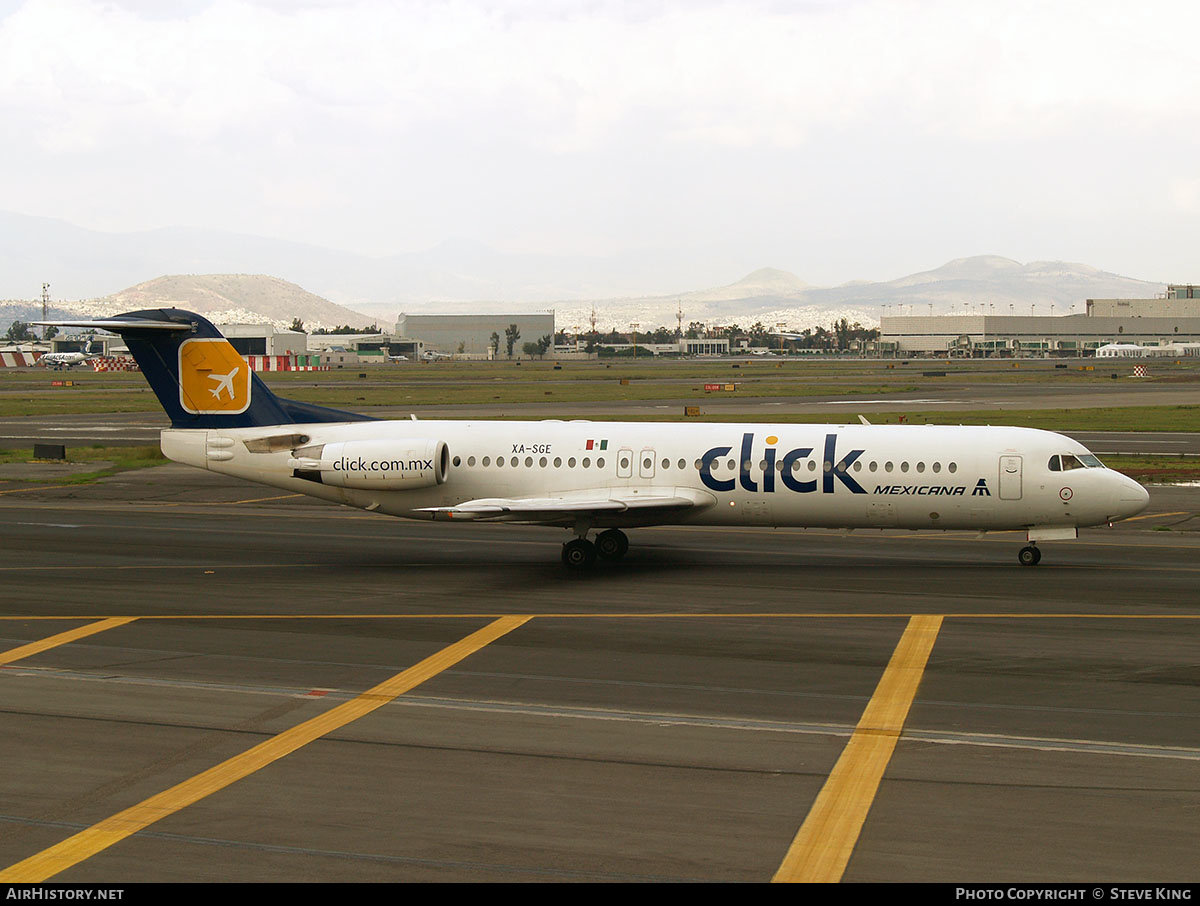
[178,338,251,415]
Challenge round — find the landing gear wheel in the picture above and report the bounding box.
[595,529,629,561]
[561,538,597,569]
[1018,545,1041,566]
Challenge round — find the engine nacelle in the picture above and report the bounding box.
[290,438,449,490]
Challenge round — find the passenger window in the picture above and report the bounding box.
[597,458,605,468]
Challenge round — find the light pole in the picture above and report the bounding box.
[630,322,639,360]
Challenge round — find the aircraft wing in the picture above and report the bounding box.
[417,488,714,524]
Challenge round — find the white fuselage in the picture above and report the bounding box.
[161,420,1150,533]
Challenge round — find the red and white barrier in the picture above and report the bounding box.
[90,356,140,372]
[244,355,329,372]
[0,350,41,367]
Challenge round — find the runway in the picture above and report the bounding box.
[1,466,1198,882]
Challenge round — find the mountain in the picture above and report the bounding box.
[0,211,1168,334]
[0,210,735,308]
[0,274,373,335]
[551,258,1164,332]
[74,275,373,330]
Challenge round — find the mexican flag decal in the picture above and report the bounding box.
[585,439,608,450]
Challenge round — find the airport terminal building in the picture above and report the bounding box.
[880,284,1200,356]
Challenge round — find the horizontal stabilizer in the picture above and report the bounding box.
[34,318,193,332]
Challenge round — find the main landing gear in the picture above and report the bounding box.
[562,529,629,569]
[1018,545,1042,567]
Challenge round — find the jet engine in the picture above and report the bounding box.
[289,438,449,490]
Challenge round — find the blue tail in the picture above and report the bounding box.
[45,309,372,429]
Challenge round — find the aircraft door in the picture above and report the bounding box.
[999,455,1023,500]
[617,448,633,479]
[639,449,656,479]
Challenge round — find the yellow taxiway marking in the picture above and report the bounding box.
[772,614,943,884]
[0,614,530,883]
[1122,510,1190,522]
[0,486,61,496]
[0,618,136,667]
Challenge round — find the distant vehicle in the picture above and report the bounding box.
[385,354,408,362]
[39,309,1151,569]
[39,338,100,370]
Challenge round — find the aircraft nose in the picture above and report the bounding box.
[1112,474,1150,520]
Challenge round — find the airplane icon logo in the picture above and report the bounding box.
[178,338,251,415]
[208,367,240,401]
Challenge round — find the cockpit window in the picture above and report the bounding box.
[1051,453,1105,471]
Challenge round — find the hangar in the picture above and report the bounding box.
[881,284,1200,356]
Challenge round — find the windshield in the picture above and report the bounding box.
[1049,453,1106,471]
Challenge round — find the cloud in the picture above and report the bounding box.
[0,0,1196,282]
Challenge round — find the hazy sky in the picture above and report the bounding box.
[1,0,1197,288]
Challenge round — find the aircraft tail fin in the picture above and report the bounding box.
[36,309,372,429]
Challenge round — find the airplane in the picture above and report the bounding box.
[39,337,100,370]
[421,350,452,361]
[38,309,1150,569]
